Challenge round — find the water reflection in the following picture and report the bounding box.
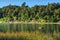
[0,23,60,33]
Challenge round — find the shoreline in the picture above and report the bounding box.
[0,21,60,24]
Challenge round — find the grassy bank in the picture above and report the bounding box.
[0,32,53,40]
[0,21,59,40]
[0,32,59,40]
[0,21,60,24]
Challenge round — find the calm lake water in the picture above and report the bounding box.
[0,23,60,40]
[0,23,60,33]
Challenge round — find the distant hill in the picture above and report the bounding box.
[0,2,60,22]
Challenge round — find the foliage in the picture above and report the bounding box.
[0,2,60,22]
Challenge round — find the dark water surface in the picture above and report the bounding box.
[0,23,60,40]
[0,23,60,33]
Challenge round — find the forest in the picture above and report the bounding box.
[0,2,60,22]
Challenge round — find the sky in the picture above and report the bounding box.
[0,0,60,8]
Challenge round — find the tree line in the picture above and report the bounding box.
[0,2,60,22]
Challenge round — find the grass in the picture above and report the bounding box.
[0,32,53,40]
[0,23,59,40]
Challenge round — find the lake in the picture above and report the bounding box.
[0,23,60,33]
[0,23,60,40]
